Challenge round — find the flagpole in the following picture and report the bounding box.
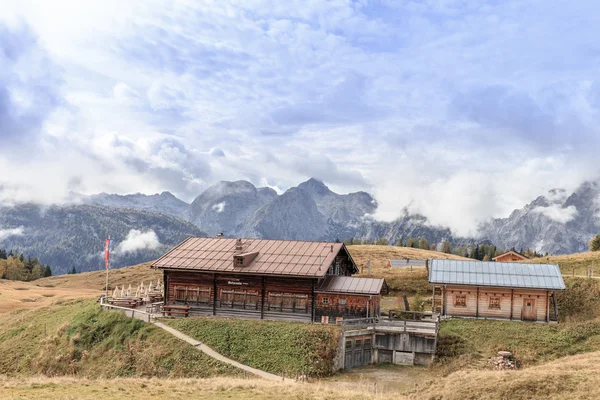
[105,235,110,299]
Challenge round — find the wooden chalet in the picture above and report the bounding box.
[429,259,565,322]
[152,237,387,323]
[492,250,529,262]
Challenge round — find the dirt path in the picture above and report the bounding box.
[153,321,293,383]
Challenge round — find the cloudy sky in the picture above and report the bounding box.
[1,0,599,236]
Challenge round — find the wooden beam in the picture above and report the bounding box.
[260,276,265,320]
[476,287,479,318]
[553,292,559,323]
[163,270,168,303]
[212,273,217,316]
[510,289,514,320]
[443,285,447,316]
[546,290,550,323]
[311,280,316,323]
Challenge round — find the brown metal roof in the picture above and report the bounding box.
[152,237,356,278]
[316,276,386,295]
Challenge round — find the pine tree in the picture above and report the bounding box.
[0,249,6,260]
[69,266,77,274]
[441,240,453,254]
[590,235,600,252]
[43,265,53,277]
[406,238,418,248]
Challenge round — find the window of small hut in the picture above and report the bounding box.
[489,296,501,309]
[454,294,466,308]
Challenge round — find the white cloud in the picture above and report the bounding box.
[532,205,578,224]
[1,0,600,236]
[115,229,161,254]
[212,202,226,213]
[0,227,24,241]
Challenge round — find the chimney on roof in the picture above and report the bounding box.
[235,238,243,251]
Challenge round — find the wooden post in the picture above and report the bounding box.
[476,287,479,318]
[403,295,410,311]
[443,285,447,316]
[311,280,316,323]
[163,270,168,303]
[546,290,550,323]
[212,273,217,316]
[260,276,266,320]
[510,289,514,320]
[555,293,559,323]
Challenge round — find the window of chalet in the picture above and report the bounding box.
[339,298,347,305]
[489,297,501,309]
[175,286,186,301]
[220,289,258,309]
[322,297,329,305]
[454,294,466,308]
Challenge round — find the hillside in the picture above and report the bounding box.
[0,299,239,377]
[35,262,160,290]
[524,251,600,275]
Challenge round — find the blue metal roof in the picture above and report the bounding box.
[429,259,565,290]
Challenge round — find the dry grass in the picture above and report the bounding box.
[525,251,600,276]
[348,245,468,276]
[417,350,600,400]
[5,349,600,400]
[0,376,398,400]
[0,279,99,315]
[35,262,161,290]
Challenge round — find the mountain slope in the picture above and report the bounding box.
[297,178,376,224]
[480,180,600,254]
[182,181,277,237]
[73,191,189,217]
[0,204,205,275]
[246,187,329,240]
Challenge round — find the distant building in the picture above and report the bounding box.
[492,250,529,262]
[152,237,386,323]
[429,259,565,322]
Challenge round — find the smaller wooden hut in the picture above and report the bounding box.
[492,250,529,262]
[429,259,565,322]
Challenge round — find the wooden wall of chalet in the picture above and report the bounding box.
[443,285,550,322]
[164,270,315,320]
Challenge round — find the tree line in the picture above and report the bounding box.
[343,238,547,260]
[0,249,53,281]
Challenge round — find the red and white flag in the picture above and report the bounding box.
[104,238,111,269]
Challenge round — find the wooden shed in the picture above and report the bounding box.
[429,259,565,322]
[152,237,386,323]
[492,250,529,262]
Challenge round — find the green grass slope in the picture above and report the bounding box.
[167,317,341,377]
[0,300,239,378]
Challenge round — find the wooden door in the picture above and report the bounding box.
[522,298,536,321]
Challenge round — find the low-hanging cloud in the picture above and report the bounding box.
[212,202,226,213]
[532,204,578,224]
[0,226,24,241]
[115,229,161,254]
